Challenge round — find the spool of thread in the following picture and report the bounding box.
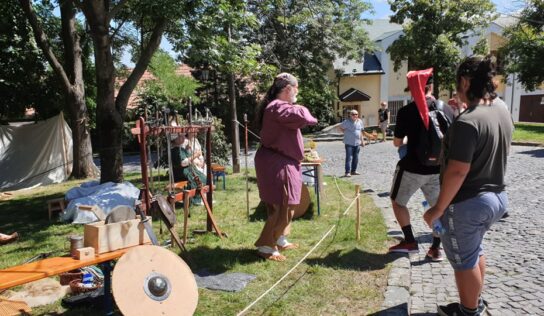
[69,235,84,258]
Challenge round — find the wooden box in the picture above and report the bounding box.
[83,217,151,254]
[75,247,95,260]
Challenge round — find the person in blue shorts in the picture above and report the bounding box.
[424,55,514,316]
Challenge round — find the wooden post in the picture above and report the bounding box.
[244,113,249,219]
[206,126,213,232]
[355,185,360,240]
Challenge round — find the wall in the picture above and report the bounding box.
[338,74,382,126]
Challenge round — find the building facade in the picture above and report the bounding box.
[332,18,544,125]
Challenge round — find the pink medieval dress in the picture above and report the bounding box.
[255,99,318,206]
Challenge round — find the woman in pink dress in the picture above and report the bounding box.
[254,73,318,261]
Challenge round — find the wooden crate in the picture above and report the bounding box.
[83,217,151,254]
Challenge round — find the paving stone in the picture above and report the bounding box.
[317,142,544,314]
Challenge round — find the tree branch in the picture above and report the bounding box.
[116,18,167,116]
[18,0,72,93]
[107,0,131,22]
[110,18,127,40]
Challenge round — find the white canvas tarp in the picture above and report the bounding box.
[0,113,73,191]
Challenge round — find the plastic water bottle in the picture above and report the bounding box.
[422,200,445,236]
[432,219,445,236]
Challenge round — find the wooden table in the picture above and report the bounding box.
[301,161,322,215]
[0,247,134,315]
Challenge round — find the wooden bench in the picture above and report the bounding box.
[0,246,138,314]
[47,197,67,221]
[0,247,132,291]
[211,163,226,190]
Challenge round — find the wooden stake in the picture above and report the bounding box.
[355,184,360,241]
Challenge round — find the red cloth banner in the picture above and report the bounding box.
[407,68,433,130]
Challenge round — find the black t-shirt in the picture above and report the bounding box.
[443,98,513,203]
[394,98,440,175]
[379,108,389,122]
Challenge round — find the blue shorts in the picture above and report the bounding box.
[440,192,508,271]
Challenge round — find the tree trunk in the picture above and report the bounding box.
[60,0,96,178]
[83,0,124,183]
[82,0,166,183]
[20,0,97,179]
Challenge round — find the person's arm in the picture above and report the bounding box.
[393,108,407,147]
[393,137,404,147]
[359,120,366,146]
[423,160,470,227]
[273,102,318,129]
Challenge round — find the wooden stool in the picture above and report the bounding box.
[47,198,66,220]
[211,164,226,190]
[165,181,189,193]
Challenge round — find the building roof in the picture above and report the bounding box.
[339,88,371,102]
[333,52,385,76]
[365,19,403,40]
[493,15,517,28]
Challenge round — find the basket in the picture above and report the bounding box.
[69,279,102,294]
[59,270,83,286]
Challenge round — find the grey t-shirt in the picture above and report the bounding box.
[341,118,364,146]
[443,98,514,203]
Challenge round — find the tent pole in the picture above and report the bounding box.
[59,113,70,177]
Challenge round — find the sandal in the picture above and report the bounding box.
[257,251,286,262]
[278,243,299,251]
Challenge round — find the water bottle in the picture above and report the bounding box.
[422,200,445,236]
[432,219,445,236]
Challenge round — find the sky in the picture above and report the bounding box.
[122,0,517,66]
[364,0,516,19]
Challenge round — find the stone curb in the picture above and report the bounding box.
[511,141,543,147]
[366,192,411,316]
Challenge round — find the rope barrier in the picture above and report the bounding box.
[237,225,336,316]
[236,192,360,315]
[332,176,356,201]
[233,119,260,140]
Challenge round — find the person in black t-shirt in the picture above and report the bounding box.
[378,101,389,142]
[388,75,443,262]
[423,55,513,316]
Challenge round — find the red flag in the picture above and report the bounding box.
[407,68,433,130]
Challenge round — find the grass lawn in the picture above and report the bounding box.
[0,170,392,315]
[513,122,544,144]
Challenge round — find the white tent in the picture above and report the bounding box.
[0,113,73,191]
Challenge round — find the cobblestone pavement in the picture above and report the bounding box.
[314,140,544,316]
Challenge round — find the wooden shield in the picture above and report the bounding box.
[112,245,198,316]
[293,185,311,219]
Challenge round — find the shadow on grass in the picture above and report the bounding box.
[186,246,262,273]
[306,248,399,271]
[518,148,544,158]
[0,194,72,239]
[248,201,315,222]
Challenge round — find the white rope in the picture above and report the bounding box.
[233,119,261,139]
[332,176,355,201]
[342,194,359,216]
[236,192,359,315]
[237,224,336,316]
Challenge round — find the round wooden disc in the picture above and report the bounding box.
[112,245,198,316]
[105,205,136,224]
[293,185,311,219]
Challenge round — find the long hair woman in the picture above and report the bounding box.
[423,55,514,315]
[253,73,317,261]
